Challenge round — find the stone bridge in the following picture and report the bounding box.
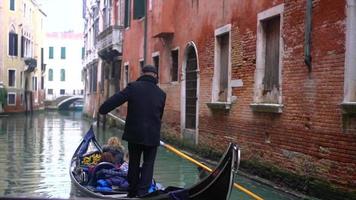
[45,95,84,110]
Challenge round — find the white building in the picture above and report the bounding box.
[44,32,84,100]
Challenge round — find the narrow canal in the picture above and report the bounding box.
[0,111,299,200]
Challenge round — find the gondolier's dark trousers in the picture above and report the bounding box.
[128,143,158,197]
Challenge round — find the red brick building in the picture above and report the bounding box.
[87,0,356,196]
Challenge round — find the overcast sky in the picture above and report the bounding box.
[38,0,84,32]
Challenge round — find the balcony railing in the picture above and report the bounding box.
[96,25,124,57]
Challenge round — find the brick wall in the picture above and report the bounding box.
[118,0,355,190]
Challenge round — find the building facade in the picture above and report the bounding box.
[82,0,124,116]
[0,0,46,113]
[44,32,84,100]
[84,0,356,197]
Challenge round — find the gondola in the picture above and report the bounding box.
[69,127,240,200]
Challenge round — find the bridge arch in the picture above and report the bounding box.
[57,96,84,110]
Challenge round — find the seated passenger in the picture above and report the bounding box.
[94,152,129,190]
[102,137,125,166]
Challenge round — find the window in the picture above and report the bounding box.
[7,93,16,105]
[103,0,112,28]
[21,35,24,57]
[32,76,37,91]
[60,69,65,81]
[90,65,98,92]
[139,60,144,74]
[344,0,356,103]
[93,19,99,46]
[254,4,283,106]
[153,55,159,80]
[60,47,66,59]
[133,0,145,19]
[171,49,179,82]
[212,24,231,103]
[48,89,53,95]
[20,71,23,87]
[48,68,53,81]
[8,32,18,56]
[124,0,131,28]
[81,47,85,59]
[124,63,129,86]
[60,89,65,95]
[263,16,281,93]
[10,0,15,11]
[41,76,44,89]
[23,3,26,17]
[49,46,54,59]
[8,70,16,87]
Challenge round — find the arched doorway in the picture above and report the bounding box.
[181,43,199,144]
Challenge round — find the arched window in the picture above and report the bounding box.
[60,69,65,81]
[48,69,53,81]
[8,25,18,56]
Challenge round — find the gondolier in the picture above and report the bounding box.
[99,65,166,197]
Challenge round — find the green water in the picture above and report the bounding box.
[0,111,298,199]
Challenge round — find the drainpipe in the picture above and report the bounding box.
[304,0,312,72]
[143,0,148,65]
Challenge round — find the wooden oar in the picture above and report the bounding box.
[107,113,264,200]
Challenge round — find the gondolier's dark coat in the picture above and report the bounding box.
[99,75,166,146]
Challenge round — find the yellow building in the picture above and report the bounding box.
[0,0,46,113]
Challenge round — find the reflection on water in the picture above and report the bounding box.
[0,111,298,200]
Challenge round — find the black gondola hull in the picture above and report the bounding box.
[69,127,240,200]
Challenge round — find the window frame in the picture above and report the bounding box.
[211,24,232,104]
[60,69,66,81]
[10,0,15,11]
[343,0,356,103]
[48,68,53,81]
[8,31,18,57]
[7,92,16,106]
[252,4,284,110]
[49,46,54,59]
[8,69,16,88]
[60,47,66,59]
[124,0,131,28]
[47,89,53,95]
[133,0,145,20]
[60,89,65,95]
[171,48,179,83]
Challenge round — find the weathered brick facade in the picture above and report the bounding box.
[99,0,356,193]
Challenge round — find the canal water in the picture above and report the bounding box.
[0,111,299,200]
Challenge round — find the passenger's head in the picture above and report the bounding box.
[107,136,124,150]
[100,152,115,163]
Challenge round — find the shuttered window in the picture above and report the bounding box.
[217,33,229,102]
[61,47,66,59]
[48,89,53,95]
[8,70,16,87]
[10,0,15,11]
[133,0,145,19]
[124,0,131,28]
[60,69,65,81]
[48,69,53,81]
[8,32,18,56]
[81,47,85,59]
[171,50,179,82]
[49,47,54,59]
[21,36,25,57]
[263,16,280,92]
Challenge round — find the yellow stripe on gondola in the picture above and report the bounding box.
[107,112,264,200]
